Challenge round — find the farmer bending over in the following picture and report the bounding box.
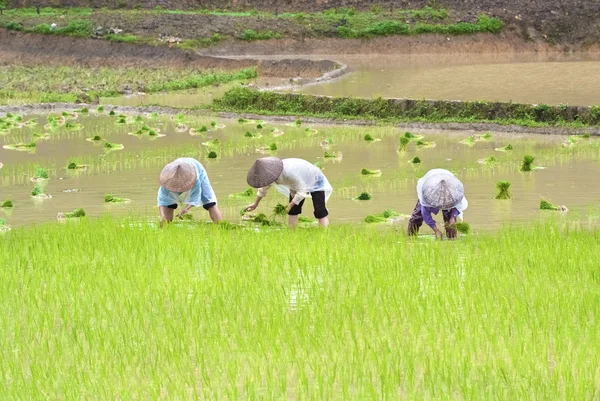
[244,157,333,228]
[407,168,468,240]
[158,157,222,226]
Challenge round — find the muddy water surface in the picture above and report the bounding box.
[1,111,600,230]
[299,53,600,106]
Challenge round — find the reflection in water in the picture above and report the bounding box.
[1,114,600,230]
[299,53,600,106]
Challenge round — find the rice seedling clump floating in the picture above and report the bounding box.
[398,136,410,152]
[67,161,87,170]
[520,155,535,172]
[229,188,254,198]
[361,168,382,176]
[495,181,512,199]
[409,157,421,164]
[208,151,218,159]
[455,222,471,234]
[540,199,561,211]
[31,166,49,182]
[460,136,477,146]
[104,194,131,203]
[3,142,36,152]
[64,208,86,218]
[353,192,372,201]
[104,141,124,151]
[87,135,104,142]
[404,132,423,141]
[364,209,401,223]
[31,184,51,199]
[1,199,13,208]
[478,155,497,165]
[495,144,513,152]
[324,151,342,160]
[415,139,436,148]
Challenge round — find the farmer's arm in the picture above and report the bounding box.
[180,180,202,216]
[157,186,178,226]
[245,184,271,212]
[421,205,443,238]
[449,208,460,225]
[199,174,222,223]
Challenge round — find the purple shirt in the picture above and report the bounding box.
[422,205,460,229]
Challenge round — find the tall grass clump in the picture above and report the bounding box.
[495,181,512,200]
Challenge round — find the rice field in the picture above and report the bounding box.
[0,217,599,399]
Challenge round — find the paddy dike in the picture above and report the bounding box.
[0,29,341,79]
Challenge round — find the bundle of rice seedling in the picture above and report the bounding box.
[67,161,87,170]
[361,168,382,176]
[1,199,13,208]
[269,143,277,151]
[65,208,86,218]
[482,132,492,140]
[540,199,561,211]
[208,151,218,159]
[364,134,374,141]
[455,222,470,234]
[245,131,256,137]
[314,161,324,170]
[495,181,512,199]
[479,155,497,165]
[520,155,535,172]
[273,203,287,217]
[353,192,372,201]
[229,188,254,198]
[324,151,341,159]
[410,157,421,164]
[109,110,116,116]
[495,144,513,152]
[104,141,124,150]
[31,185,44,196]
[211,121,217,127]
[416,140,436,148]
[257,124,263,129]
[88,135,103,142]
[364,209,401,223]
[3,142,36,151]
[202,139,220,147]
[34,166,49,180]
[97,106,105,113]
[104,194,130,203]
[460,136,476,146]
[398,136,410,151]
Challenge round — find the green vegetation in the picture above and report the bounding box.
[361,168,382,176]
[1,199,13,208]
[364,209,401,223]
[207,151,218,159]
[64,208,86,218]
[455,222,470,234]
[495,181,512,200]
[33,165,49,180]
[3,142,36,151]
[229,188,254,198]
[104,194,130,203]
[31,184,44,196]
[479,155,497,165]
[354,192,372,201]
[460,136,476,146]
[540,199,561,211]
[410,157,422,164]
[520,155,535,172]
[364,134,374,141]
[214,88,600,128]
[240,29,281,40]
[104,141,124,150]
[0,66,257,105]
[106,34,138,43]
[496,144,514,152]
[269,143,278,151]
[398,136,410,151]
[67,161,87,170]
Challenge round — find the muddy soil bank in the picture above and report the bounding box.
[0,29,340,78]
[2,102,598,137]
[7,0,600,45]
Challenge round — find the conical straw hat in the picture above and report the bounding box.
[159,160,197,192]
[421,170,464,210]
[246,157,284,188]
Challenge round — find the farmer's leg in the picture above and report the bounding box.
[407,201,423,236]
[443,209,457,239]
[311,191,329,228]
[159,204,176,227]
[203,202,222,224]
[287,194,304,229]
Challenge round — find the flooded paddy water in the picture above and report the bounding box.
[1,109,600,230]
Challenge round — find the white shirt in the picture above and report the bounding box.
[257,158,333,205]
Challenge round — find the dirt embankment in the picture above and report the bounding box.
[0,29,340,78]
[7,0,600,46]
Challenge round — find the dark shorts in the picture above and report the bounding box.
[288,191,328,219]
[167,202,216,211]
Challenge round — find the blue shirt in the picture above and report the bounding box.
[422,205,460,229]
[157,158,217,207]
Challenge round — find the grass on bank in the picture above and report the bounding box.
[0,66,257,105]
[0,218,598,398]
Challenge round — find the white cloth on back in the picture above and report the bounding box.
[257,158,333,205]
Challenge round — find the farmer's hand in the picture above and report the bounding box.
[177,205,192,219]
[449,216,456,226]
[244,203,258,212]
[285,202,295,213]
[433,227,443,240]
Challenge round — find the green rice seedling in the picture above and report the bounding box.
[298,216,316,223]
[97,106,105,113]
[364,134,374,141]
[416,140,436,148]
[31,185,44,196]
[115,117,126,125]
[134,116,144,123]
[460,136,476,146]
[581,133,591,138]
[404,131,424,141]
[495,181,512,199]
[495,144,513,152]
[361,168,382,176]
[273,203,287,217]
[211,121,217,127]
[305,128,318,135]
[244,131,261,138]
[0,218,5,226]
[64,121,83,130]
[33,166,49,180]
[295,119,302,127]
[269,143,278,151]
[32,132,50,140]
[271,128,284,137]
[410,156,421,164]
[109,110,116,116]
[540,199,561,211]
[314,161,324,170]
[479,155,497,165]
[207,151,218,159]
[520,155,535,172]
[1,199,13,208]
[202,139,220,147]
[25,120,38,127]
[482,132,492,140]
[104,141,124,150]
[104,194,130,203]
[87,135,103,142]
[455,222,470,234]
[353,192,372,201]
[324,151,341,159]
[3,142,36,152]
[80,107,89,114]
[398,136,410,151]
[67,161,87,170]
[64,208,86,218]
[364,214,387,223]
[200,125,208,132]
[257,123,263,129]
[229,188,254,198]
[364,209,401,223]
